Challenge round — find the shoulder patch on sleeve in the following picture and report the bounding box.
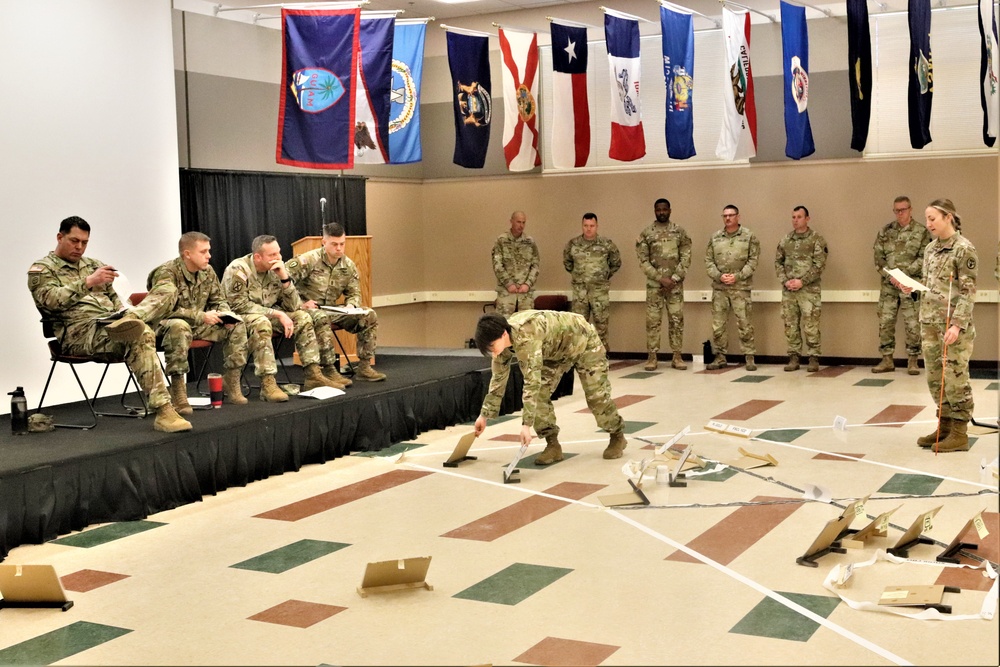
[967,257,976,271]
[28,264,44,273]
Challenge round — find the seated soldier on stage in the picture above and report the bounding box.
[285,222,386,382]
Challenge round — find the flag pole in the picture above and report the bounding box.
[720,0,777,22]
[656,0,721,28]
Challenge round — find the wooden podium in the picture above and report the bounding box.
[291,235,372,366]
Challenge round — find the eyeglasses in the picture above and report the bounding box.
[893,207,911,213]
[722,213,738,218]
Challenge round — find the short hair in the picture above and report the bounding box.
[723,204,740,214]
[179,231,210,254]
[582,212,598,223]
[928,198,961,230]
[893,195,911,205]
[252,234,277,254]
[474,313,511,357]
[322,222,346,238]
[59,216,90,235]
[654,198,671,208]
[793,205,810,217]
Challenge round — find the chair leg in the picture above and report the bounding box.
[37,361,98,430]
[93,363,150,419]
[330,329,356,376]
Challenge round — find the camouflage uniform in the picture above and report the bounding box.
[285,248,378,364]
[873,219,931,356]
[635,221,692,355]
[146,257,265,376]
[479,310,624,439]
[705,226,759,355]
[919,233,977,422]
[28,251,173,409]
[775,228,828,357]
[492,231,540,316]
[563,234,621,351]
[221,253,321,376]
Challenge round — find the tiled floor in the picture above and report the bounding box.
[0,356,997,666]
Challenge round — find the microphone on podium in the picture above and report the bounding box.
[320,197,327,226]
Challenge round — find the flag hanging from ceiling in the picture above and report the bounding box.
[605,11,645,162]
[389,22,426,163]
[716,7,756,160]
[907,0,932,149]
[499,28,541,171]
[847,0,872,152]
[978,0,999,147]
[780,1,815,160]
[660,4,695,160]
[276,8,360,169]
[549,21,590,168]
[447,30,492,169]
[354,16,394,164]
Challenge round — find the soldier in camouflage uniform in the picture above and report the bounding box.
[775,206,828,373]
[705,205,759,370]
[899,199,978,452]
[145,231,263,412]
[635,198,692,371]
[285,222,386,382]
[221,235,344,402]
[472,311,627,465]
[872,196,931,375]
[563,212,621,354]
[27,216,191,432]
[492,211,540,316]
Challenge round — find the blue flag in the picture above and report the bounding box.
[389,22,426,164]
[354,17,394,164]
[660,6,696,160]
[847,0,872,152]
[277,8,360,169]
[908,0,933,149]
[780,1,815,160]
[447,31,492,169]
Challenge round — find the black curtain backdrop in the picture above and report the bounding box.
[178,169,367,278]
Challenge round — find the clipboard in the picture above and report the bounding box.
[443,432,478,468]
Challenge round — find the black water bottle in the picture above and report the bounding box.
[9,387,28,436]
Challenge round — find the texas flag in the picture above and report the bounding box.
[549,21,590,168]
[499,28,541,171]
[605,12,645,162]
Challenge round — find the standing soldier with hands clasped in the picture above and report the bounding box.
[563,212,621,354]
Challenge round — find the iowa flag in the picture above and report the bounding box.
[716,7,756,160]
[550,21,590,168]
[660,4,695,160]
[780,1,815,160]
[978,0,999,147]
[354,16,394,164]
[605,12,645,162]
[499,28,541,171]
[447,30,492,169]
[277,8,360,169]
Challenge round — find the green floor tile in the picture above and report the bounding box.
[732,375,772,383]
[353,441,427,457]
[231,539,350,573]
[621,420,657,435]
[755,429,809,444]
[693,464,740,482]
[877,473,943,496]
[453,562,572,605]
[986,382,998,391]
[730,592,840,642]
[621,371,659,379]
[854,378,893,387]
[0,621,131,665]
[51,521,166,548]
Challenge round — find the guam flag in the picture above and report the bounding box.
[780,1,815,160]
[447,31,492,169]
[354,16,394,164]
[907,0,933,149]
[660,4,695,160]
[605,11,645,162]
[389,22,426,163]
[550,21,590,168]
[847,0,872,152]
[276,8,360,169]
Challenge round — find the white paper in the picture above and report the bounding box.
[504,442,529,479]
[298,386,345,399]
[112,272,134,306]
[883,268,928,292]
[802,483,833,503]
[320,305,367,315]
[188,397,211,407]
[656,425,691,457]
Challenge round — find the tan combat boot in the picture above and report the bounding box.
[784,354,800,372]
[932,419,969,452]
[807,356,820,372]
[907,355,920,375]
[355,360,387,382]
[535,434,564,465]
[671,353,687,370]
[917,417,950,447]
[324,366,353,387]
[259,374,289,402]
[168,375,193,415]
[153,402,192,432]
[603,431,627,459]
[223,369,248,405]
[706,353,728,370]
[745,355,756,371]
[644,352,658,371]
[872,355,895,373]
[105,313,145,343]
[303,363,344,390]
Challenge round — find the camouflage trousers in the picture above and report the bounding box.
[304,307,379,365]
[157,319,267,377]
[781,289,822,356]
[529,329,625,440]
[921,321,975,421]
[644,283,684,354]
[495,291,535,316]
[241,310,322,376]
[877,283,921,356]
[571,283,612,352]
[711,289,755,355]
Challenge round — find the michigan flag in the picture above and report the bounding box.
[276,8,360,169]
[605,11,645,162]
[550,21,590,168]
[660,4,695,160]
[780,1,815,160]
[978,0,999,147]
[847,0,872,152]
[354,16,394,165]
[716,7,756,161]
[907,0,933,149]
[447,30,492,169]
[499,28,541,171]
[389,22,425,164]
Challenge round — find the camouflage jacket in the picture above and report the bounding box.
[221,253,301,316]
[492,232,539,290]
[563,235,622,286]
[28,252,122,340]
[873,220,930,284]
[705,226,760,290]
[481,310,596,425]
[919,233,977,329]
[147,257,231,324]
[775,228,828,292]
[284,248,362,307]
[635,221,692,286]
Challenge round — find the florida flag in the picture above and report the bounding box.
[499,28,541,171]
[605,12,645,162]
[550,21,590,168]
[354,16,394,164]
[716,7,756,160]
